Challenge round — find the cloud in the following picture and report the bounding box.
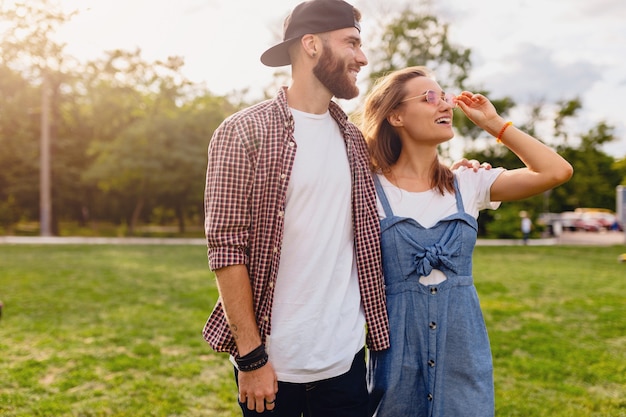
[474,43,602,104]
[578,0,626,18]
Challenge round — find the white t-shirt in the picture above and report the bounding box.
[375,166,504,284]
[267,108,366,383]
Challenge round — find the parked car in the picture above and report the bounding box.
[597,212,623,231]
[541,209,623,234]
[573,211,623,232]
[559,211,581,231]
[574,212,603,232]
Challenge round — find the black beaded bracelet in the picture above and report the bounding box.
[235,344,269,372]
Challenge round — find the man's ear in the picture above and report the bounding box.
[301,34,319,58]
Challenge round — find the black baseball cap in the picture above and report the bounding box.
[260,0,361,67]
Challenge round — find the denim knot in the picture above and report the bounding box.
[413,242,457,276]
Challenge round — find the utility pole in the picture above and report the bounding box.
[40,72,52,236]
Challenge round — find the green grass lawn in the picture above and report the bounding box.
[0,244,624,416]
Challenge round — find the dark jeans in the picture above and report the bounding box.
[234,348,368,417]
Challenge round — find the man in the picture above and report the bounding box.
[202,1,389,416]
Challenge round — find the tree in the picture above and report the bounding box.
[150,94,237,233]
[557,122,622,210]
[80,49,238,234]
[0,0,78,235]
[79,50,188,233]
[554,98,583,143]
[365,6,472,91]
[0,66,41,230]
[613,157,626,186]
[361,3,520,162]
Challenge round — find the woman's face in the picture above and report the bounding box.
[391,76,456,146]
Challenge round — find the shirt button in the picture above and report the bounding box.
[430,287,438,295]
[429,322,437,329]
[273,247,279,253]
[428,359,436,367]
[288,141,295,147]
[427,394,433,401]
[280,173,286,179]
[263,316,269,322]
[278,211,284,217]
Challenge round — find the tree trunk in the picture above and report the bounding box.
[176,204,185,234]
[129,197,144,235]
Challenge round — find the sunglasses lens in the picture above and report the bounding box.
[425,91,456,106]
[419,91,456,106]
[426,90,438,104]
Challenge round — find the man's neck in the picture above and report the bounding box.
[286,79,334,115]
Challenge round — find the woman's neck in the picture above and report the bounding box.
[386,151,439,192]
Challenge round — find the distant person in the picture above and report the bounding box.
[553,218,563,237]
[360,66,573,417]
[610,217,621,231]
[520,211,532,244]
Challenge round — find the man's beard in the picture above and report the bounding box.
[313,48,359,100]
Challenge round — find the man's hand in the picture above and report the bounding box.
[451,158,492,172]
[239,362,279,413]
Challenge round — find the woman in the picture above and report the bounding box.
[361,67,572,417]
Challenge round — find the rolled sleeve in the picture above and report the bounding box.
[205,120,253,271]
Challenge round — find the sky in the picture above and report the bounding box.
[49,0,626,158]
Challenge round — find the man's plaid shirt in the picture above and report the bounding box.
[202,88,389,356]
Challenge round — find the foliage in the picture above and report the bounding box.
[366,7,472,90]
[613,157,626,186]
[556,122,622,210]
[0,1,623,236]
[0,243,624,416]
[0,0,76,77]
[553,98,583,142]
[0,66,41,223]
[0,1,239,235]
[465,102,622,236]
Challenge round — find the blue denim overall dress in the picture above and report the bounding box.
[368,175,494,417]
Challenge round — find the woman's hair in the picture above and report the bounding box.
[360,66,454,195]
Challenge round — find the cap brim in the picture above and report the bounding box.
[260,38,299,67]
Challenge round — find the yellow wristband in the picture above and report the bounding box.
[496,121,513,143]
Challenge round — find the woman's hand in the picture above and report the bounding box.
[455,92,504,136]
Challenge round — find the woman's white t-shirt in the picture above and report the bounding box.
[375,166,504,284]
